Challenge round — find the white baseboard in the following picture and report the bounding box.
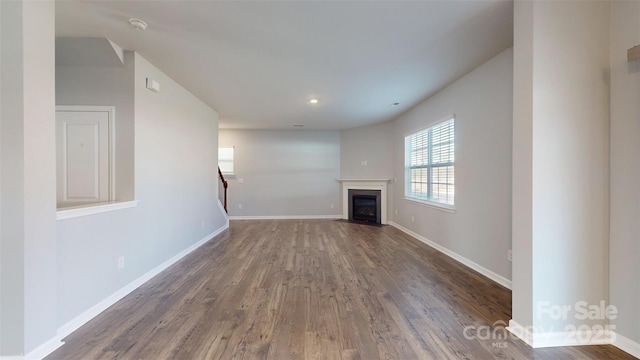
[229,215,342,220]
[508,319,640,357]
[507,319,534,347]
[218,199,229,228]
[613,332,640,358]
[23,337,64,360]
[0,336,64,360]
[56,222,229,341]
[389,221,512,289]
[531,328,613,348]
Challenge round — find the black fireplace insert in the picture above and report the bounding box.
[348,189,381,224]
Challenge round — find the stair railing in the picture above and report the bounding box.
[218,167,228,213]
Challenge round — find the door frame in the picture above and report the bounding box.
[56,105,116,205]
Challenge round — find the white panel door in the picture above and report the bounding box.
[56,107,111,207]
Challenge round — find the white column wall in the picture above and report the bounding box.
[512,0,610,344]
[22,1,58,353]
[511,0,534,329]
[610,0,640,350]
[0,0,58,356]
[0,1,26,355]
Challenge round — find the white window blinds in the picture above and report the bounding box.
[218,147,234,174]
[404,118,455,205]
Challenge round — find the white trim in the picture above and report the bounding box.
[507,320,534,347]
[56,223,229,341]
[217,199,229,229]
[389,221,512,289]
[403,197,456,213]
[229,215,342,220]
[56,105,116,204]
[508,320,639,350]
[403,116,456,209]
[56,200,139,220]
[0,337,66,360]
[531,329,613,348]
[613,332,640,358]
[110,107,116,200]
[24,337,64,360]
[337,179,392,183]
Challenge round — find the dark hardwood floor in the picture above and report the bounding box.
[47,220,635,359]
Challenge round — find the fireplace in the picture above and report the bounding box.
[348,189,381,224]
[339,179,389,224]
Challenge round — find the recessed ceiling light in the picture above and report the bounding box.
[292,124,304,128]
[392,102,400,106]
[129,18,148,31]
[309,99,319,104]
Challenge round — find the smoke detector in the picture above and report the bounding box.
[129,18,148,31]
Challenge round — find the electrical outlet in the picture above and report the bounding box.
[238,204,243,209]
[330,203,334,209]
[507,250,513,262]
[238,178,244,184]
[117,256,125,270]
[411,215,415,222]
[395,209,398,215]
[201,220,205,228]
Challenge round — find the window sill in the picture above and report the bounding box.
[56,200,140,220]
[403,197,456,213]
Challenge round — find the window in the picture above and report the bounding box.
[218,147,234,174]
[404,117,455,207]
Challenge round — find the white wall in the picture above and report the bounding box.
[23,2,58,352]
[512,0,610,342]
[56,53,227,330]
[0,2,25,355]
[511,0,534,329]
[0,1,3,351]
[392,48,513,283]
[340,121,394,180]
[610,0,640,349]
[0,1,58,355]
[531,2,609,331]
[219,129,341,218]
[340,121,395,223]
[56,49,135,202]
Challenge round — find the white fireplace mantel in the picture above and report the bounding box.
[338,179,390,224]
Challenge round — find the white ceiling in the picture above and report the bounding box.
[55,1,513,130]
